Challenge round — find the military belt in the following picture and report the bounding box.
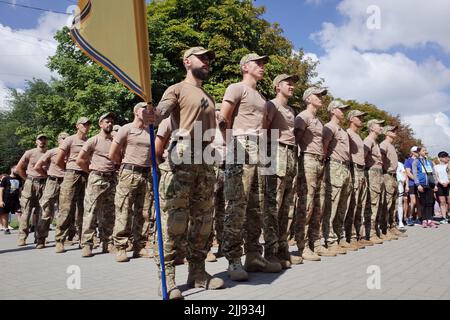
[366,167,383,173]
[385,172,397,179]
[47,176,64,183]
[279,142,296,151]
[328,158,351,167]
[66,169,88,176]
[27,176,47,183]
[121,163,150,174]
[91,170,116,177]
[301,152,323,162]
[351,163,365,170]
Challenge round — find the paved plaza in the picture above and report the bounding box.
[1,225,450,300]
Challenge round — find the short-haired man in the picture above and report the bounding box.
[220,53,281,282]
[54,117,91,253]
[15,134,48,246]
[34,132,69,248]
[293,87,328,261]
[265,74,302,267]
[321,100,355,254]
[77,112,117,257]
[363,119,385,244]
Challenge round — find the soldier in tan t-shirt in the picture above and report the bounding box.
[76,112,117,257]
[363,119,385,244]
[344,110,372,248]
[264,74,301,267]
[293,86,327,261]
[321,100,353,254]
[109,103,155,263]
[152,47,224,299]
[34,132,69,248]
[219,53,282,282]
[54,117,91,253]
[380,125,407,240]
[15,134,48,246]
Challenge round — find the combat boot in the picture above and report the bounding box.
[339,241,358,251]
[227,258,249,281]
[379,233,391,241]
[316,245,338,257]
[82,245,94,258]
[244,252,282,273]
[206,251,217,262]
[125,241,133,252]
[350,239,365,249]
[158,267,183,300]
[327,244,347,255]
[36,238,45,249]
[115,249,130,262]
[302,247,321,261]
[391,227,407,238]
[277,247,294,268]
[132,246,152,258]
[17,239,26,247]
[359,238,374,246]
[369,236,383,244]
[187,262,225,290]
[55,241,66,253]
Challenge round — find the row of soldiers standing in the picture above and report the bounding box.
[14,46,407,300]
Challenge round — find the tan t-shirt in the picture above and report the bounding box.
[364,136,383,169]
[346,129,365,167]
[39,148,65,178]
[156,81,216,140]
[82,133,115,172]
[380,140,398,173]
[156,117,173,161]
[294,109,324,156]
[266,99,296,146]
[114,122,152,167]
[323,121,350,162]
[19,148,47,178]
[223,82,267,136]
[60,134,87,171]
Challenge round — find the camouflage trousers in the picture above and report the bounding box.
[381,174,398,232]
[364,168,384,239]
[344,167,367,241]
[37,177,62,240]
[55,171,87,242]
[209,164,225,249]
[264,145,297,256]
[155,161,215,272]
[18,178,46,241]
[113,167,153,250]
[322,160,352,245]
[81,172,117,248]
[294,154,325,252]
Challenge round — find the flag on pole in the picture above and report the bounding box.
[70,0,151,102]
[70,0,169,300]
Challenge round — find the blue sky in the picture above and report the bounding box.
[1,0,450,154]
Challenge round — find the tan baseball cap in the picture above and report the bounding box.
[273,74,299,89]
[240,53,269,68]
[327,100,350,112]
[36,134,47,140]
[367,119,385,130]
[98,112,115,124]
[133,101,148,113]
[303,87,327,101]
[57,132,69,140]
[183,46,216,60]
[76,117,91,125]
[347,110,367,120]
[382,125,398,134]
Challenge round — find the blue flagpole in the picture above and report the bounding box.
[149,124,168,300]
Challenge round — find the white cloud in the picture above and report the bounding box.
[310,0,450,152]
[404,113,450,155]
[313,0,450,53]
[0,11,67,110]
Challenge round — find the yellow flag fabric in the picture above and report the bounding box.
[70,0,151,102]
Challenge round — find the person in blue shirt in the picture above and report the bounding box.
[404,147,421,226]
[412,147,439,228]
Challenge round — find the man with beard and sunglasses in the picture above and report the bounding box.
[153,47,224,299]
[77,112,117,257]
